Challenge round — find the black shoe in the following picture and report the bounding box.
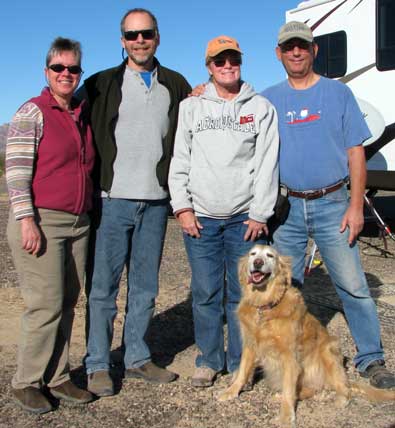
[360,360,395,389]
[125,361,177,384]
[12,387,53,414]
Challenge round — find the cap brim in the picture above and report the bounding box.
[210,47,242,57]
[205,47,243,63]
[278,34,313,45]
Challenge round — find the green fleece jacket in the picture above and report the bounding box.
[84,58,191,192]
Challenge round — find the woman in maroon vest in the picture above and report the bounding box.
[6,37,95,413]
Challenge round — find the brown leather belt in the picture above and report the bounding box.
[288,180,345,200]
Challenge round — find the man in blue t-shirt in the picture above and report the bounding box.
[262,21,395,389]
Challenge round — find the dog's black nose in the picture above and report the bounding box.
[253,258,264,269]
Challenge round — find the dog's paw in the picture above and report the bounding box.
[217,388,239,402]
[334,395,349,408]
[272,392,283,402]
[278,415,296,428]
[279,406,296,428]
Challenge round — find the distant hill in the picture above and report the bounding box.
[0,124,8,153]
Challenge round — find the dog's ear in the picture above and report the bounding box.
[276,255,292,288]
[238,254,250,287]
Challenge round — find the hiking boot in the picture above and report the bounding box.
[50,380,93,404]
[12,386,53,414]
[125,361,177,384]
[88,371,114,397]
[191,367,218,388]
[360,360,395,389]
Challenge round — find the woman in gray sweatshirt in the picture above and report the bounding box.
[168,35,279,387]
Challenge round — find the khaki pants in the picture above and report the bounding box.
[7,208,90,389]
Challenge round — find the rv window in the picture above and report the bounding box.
[377,0,395,71]
[313,31,347,78]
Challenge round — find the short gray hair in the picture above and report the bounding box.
[45,37,82,67]
[120,8,159,35]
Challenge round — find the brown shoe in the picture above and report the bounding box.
[125,361,177,384]
[12,387,53,414]
[50,380,93,404]
[191,367,218,388]
[87,371,114,397]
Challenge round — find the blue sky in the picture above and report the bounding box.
[1,0,298,124]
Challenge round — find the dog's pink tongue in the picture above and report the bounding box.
[249,272,264,284]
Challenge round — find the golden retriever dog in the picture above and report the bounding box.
[218,245,395,428]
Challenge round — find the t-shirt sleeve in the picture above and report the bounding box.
[343,86,372,149]
[260,88,272,104]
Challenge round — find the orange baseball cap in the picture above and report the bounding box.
[205,35,242,62]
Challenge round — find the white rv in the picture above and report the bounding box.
[286,0,395,190]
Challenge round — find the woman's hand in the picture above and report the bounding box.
[243,219,268,241]
[177,211,203,238]
[20,217,42,255]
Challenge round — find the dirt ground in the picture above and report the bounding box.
[1,179,395,428]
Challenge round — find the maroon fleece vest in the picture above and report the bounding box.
[30,87,95,214]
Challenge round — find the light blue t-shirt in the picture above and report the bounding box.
[262,77,371,191]
[140,71,152,88]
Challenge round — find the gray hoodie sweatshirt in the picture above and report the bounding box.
[168,81,279,222]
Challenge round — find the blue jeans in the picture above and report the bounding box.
[85,198,168,374]
[184,213,267,373]
[273,186,383,371]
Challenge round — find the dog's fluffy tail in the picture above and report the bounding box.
[351,382,395,402]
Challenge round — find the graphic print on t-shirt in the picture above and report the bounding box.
[286,108,321,124]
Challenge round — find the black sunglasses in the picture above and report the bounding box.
[212,57,241,67]
[48,64,83,74]
[280,40,312,53]
[123,29,156,41]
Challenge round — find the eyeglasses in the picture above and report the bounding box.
[212,57,241,67]
[279,40,312,53]
[48,64,83,74]
[123,29,156,41]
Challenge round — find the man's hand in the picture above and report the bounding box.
[342,145,366,244]
[188,83,206,97]
[340,205,364,244]
[20,216,42,255]
[177,211,203,238]
[243,219,268,241]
